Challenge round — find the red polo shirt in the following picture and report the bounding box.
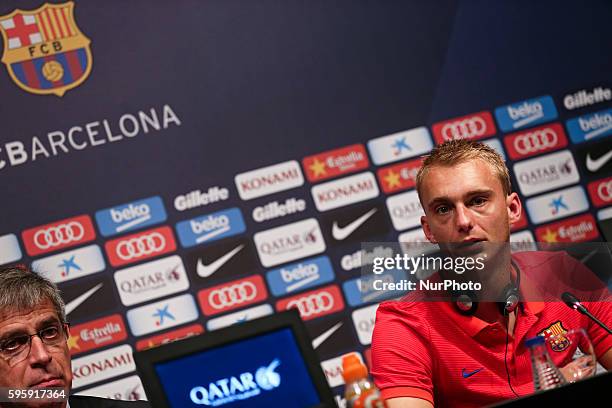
[371,251,612,407]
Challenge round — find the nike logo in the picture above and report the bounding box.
[586,150,612,172]
[65,283,103,315]
[312,322,343,349]
[332,208,377,241]
[197,245,244,277]
[462,368,483,379]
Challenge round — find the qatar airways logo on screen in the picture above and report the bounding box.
[235,160,304,200]
[189,359,281,406]
[431,111,496,143]
[105,226,176,267]
[197,275,268,316]
[503,123,568,160]
[22,215,95,256]
[276,285,344,321]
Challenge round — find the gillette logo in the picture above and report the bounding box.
[495,96,557,132]
[190,359,281,406]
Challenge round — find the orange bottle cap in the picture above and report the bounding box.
[342,352,368,383]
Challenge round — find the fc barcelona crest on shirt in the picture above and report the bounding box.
[0,1,92,96]
[538,321,570,352]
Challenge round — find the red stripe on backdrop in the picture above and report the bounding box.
[21,59,41,89]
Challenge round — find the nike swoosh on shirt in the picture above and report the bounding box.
[332,208,378,241]
[462,368,483,379]
[312,322,343,349]
[586,150,612,172]
[65,283,103,315]
[197,244,244,277]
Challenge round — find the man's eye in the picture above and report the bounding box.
[435,205,450,214]
[471,197,487,206]
[1,336,27,351]
[40,326,60,340]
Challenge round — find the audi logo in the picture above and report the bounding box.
[441,117,487,141]
[597,181,612,202]
[208,282,257,309]
[116,232,166,260]
[33,222,85,249]
[286,292,334,317]
[513,129,558,155]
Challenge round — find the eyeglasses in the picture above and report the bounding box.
[0,322,70,367]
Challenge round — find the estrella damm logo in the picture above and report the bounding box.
[0,1,92,96]
[538,321,570,352]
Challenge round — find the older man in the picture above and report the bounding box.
[0,265,149,408]
[371,140,611,407]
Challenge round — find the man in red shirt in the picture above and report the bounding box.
[371,140,611,407]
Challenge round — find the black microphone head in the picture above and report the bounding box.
[561,291,579,308]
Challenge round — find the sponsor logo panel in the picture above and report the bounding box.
[311,172,379,212]
[386,190,424,231]
[575,139,612,176]
[175,207,245,248]
[597,207,612,221]
[431,111,496,143]
[61,278,115,322]
[376,158,423,194]
[276,285,344,321]
[340,245,395,272]
[398,228,428,244]
[321,352,364,388]
[254,218,326,268]
[197,275,268,316]
[513,150,580,197]
[535,214,599,243]
[206,304,274,331]
[494,95,558,132]
[126,293,199,337]
[562,85,612,111]
[587,176,612,208]
[306,315,354,359]
[302,144,369,182]
[174,186,229,212]
[509,230,537,252]
[266,256,335,296]
[352,304,378,346]
[252,197,307,223]
[322,204,389,245]
[114,255,189,306]
[0,233,22,265]
[367,127,433,165]
[342,269,407,307]
[77,375,146,402]
[503,123,568,160]
[566,108,612,144]
[186,237,258,281]
[68,314,127,356]
[235,160,304,200]
[22,215,95,256]
[71,344,135,389]
[33,244,105,283]
[95,196,166,237]
[135,323,204,351]
[526,186,589,224]
[482,138,506,160]
[105,226,176,267]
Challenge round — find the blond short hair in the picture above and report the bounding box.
[416,140,511,197]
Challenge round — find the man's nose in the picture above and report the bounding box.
[455,204,474,232]
[28,336,53,366]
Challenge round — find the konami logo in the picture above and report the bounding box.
[376,158,423,194]
[22,215,96,257]
[276,285,344,321]
[105,226,176,267]
[68,314,127,356]
[311,172,379,212]
[431,111,496,144]
[135,323,204,351]
[197,275,268,316]
[302,144,369,182]
[536,214,599,243]
[504,123,568,160]
[587,176,612,208]
[235,160,304,200]
[71,344,135,389]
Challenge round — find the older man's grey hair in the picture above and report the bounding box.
[0,266,67,323]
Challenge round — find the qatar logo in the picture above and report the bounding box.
[190,359,281,406]
[0,2,92,96]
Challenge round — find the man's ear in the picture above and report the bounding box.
[421,215,438,244]
[506,192,522,226]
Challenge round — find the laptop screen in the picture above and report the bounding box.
[153,327,322,407]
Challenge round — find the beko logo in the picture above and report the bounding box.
[174,186,229,211]
[252,198,306,222]
[566,108,612,143]
[514,150,579,196]
[266,256,334,296]
[22,215,95,256]
[95,196,166,237]
[71,345,135,389]
[198,275,268,316]
[235,161,304,200]
[504,123,568,160]
[254,218,325,268]
[312,172,379,212]
[432,111,496,143]
[495,96,557,132]
[189,359,281,406]
[176,208,246,248]
[563,86,611,110]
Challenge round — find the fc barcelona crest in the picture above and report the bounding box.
[538,321,570,352]
[0,1,92,96]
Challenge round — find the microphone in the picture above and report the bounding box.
[561,292,612,335]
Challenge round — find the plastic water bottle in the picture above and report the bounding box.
[526,335,567,391]
[342,352,386,408]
